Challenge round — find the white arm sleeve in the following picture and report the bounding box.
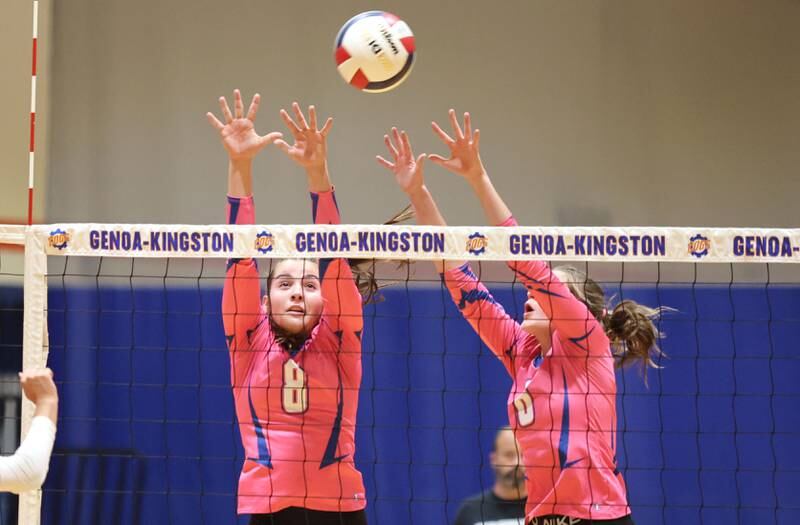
[0,416,56,494]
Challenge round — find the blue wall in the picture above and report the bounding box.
[39,283,800,524]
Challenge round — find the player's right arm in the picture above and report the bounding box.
[442,263,532,376]
[222,196,261,351]
[207,90,282,351]
[377,127,463,273]
[378,127,531,374]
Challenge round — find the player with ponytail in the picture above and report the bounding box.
[378,112,668,524]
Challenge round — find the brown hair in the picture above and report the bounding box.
[554,265,669,381]
[347,204,415,304]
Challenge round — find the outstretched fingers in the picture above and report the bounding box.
[431,120,454,146]
[292,102,309,130]
[280,108,303,137]
[246,93,261,121]
[448,109,464,140]
[427,153,450,165]
[233,89,244,119]
[206,112,224,132]
[308,105,318,130]
[258,131,283,148]
[392,127,405,157]
[219,96,234,124]
[320,117,334,137]
[463,112,472,140]
[376,155,395,170]
[400,130,414,158]
[384,134,399,160]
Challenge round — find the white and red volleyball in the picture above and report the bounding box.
[334,11,415,93]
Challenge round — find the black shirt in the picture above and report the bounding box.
[453,490,527,525]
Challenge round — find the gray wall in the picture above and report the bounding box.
[45,0,800,227]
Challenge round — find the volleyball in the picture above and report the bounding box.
[334,11,415,93]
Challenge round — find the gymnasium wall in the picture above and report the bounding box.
[41,0,800,228]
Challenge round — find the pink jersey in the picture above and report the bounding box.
[443,218,629,521]
[222,190,366,514]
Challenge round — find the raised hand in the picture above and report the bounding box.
[20,368,59,424]
[274,103,333,173]
[429,109,485,184]
[376,127,426,196]
[19,368,58,405]
[206,89,283,161]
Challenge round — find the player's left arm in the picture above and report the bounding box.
[312,189,363,334]
[509,255,604,351]
[277,103,362,334]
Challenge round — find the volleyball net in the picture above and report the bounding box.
[1,223,799,524]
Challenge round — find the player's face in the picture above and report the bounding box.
[268,259,323,336]
[521,294,552,348]
[520,269,574,349]
[491,429,526,489]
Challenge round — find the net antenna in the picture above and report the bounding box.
[27,0,40,226]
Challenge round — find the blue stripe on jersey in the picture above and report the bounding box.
[458,263,477,280]
[226,257,258,273]
[438,264,477,285]
[512,267,544,285]
[310,191,340,224]
[320,368,348,468]
[457,288,499,310]
[246,381,272,468]
[318,258,332,287]
[227,197,241,224]
[568,326,595,353]
[313,193,331,282]
[559,369,583,470]
[513,267,568,298]
[528,286,567,299]
[310,192,319,223]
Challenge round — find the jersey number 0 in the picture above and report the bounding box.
[513,392,535,427]
[282,359,309,414]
